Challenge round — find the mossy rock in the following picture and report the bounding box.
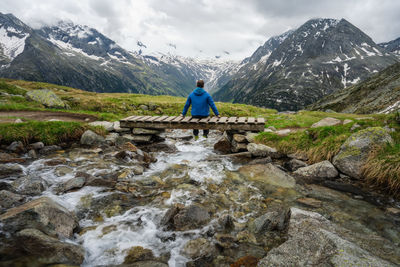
[333,127,393,179]
[26,89,69,109]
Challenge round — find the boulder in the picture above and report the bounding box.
[181,238,214,259]
[296,197,322,208]
[27,149,38,159]
[0,163,23,177]
[112,121,131,133]
[0,197,78,238]
[0,190,24,209]
[80,130,105,146]
[161,204,211,231]
[231,140,248,153]
[233,134,247,143]
[248,157,272,165]
[247,143,280,158]
[284,158,308,171]
[105,132,120,145]
[26,89,69,109]
[11,175,48,195]
[89,121,114,132]
[311,117,342,128]
[39,145,62,154]
[56,176,86,193]
[124,246,155,263]
[239,164,296,188]
[257,208,395,266]
[16,228,84,265]
[245,132,258,143]
[343,119,353,125]
[293,160,338,180]
[6,141,25,153]
[130,135,153,143]
[248,209,290,235]
[333,127,393,179]
[275,129,291,136]
[214,136,232,153]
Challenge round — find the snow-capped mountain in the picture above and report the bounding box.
[379,37,400,57]
[0,13,235,96]
[138,52,239,93]
[214,18,399,111]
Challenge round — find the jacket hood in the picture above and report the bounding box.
[193,87,206,96]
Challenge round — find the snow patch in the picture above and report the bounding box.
[0,26,29,61]
[379,100,400,114]
[49,37,103,61]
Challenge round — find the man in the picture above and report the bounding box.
[182,80,220,139]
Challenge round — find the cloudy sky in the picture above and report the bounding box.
[1,0,400,60]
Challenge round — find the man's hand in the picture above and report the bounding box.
[181,114,185,117]
[217,115,221,118]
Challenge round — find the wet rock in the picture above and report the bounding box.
[248,209,290,235]
[55,166,73,177]
[333,127,393,179]
[0,163,23,177]
[247,143,281,158]
[214,136,232,153]
[0,190,24,209]
[89,121,114,132]
[219,214,235,232]
[239,164,296,188]
[140,142,178,153]
[231,256,259,267]
[132,128,162,135]
[284,158,308,171]
[39,145,62,154]
[12,175,48,195]
[257,208,395,267]
[233,134,247,143]
[311,117,342,128]
[115,135,133,147]
[85,173,117,188]
[161,204,211,231]
[121,142,138,152]
[56,176,86,193]
[27,142,44,150]
[80,130,105,146]
[215,233,237,248]
[296,197,322,208]
[386,207,400,216]
[181,238,215,260]
[16,228,84,265]
[248,157,272,165]
[27,149,37,159]
[293,160,338,180]
[322,180,366,197]
[124,246,155,263]
[26,89,69,109]
[6,141,25,153]
[0,197,78,238]
[236,231,257,244]
[105,132,120,145]
[44,158,67,166]
[232,140,248,153]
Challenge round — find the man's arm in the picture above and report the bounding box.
[207,94,220,116]
[182,95,191,116]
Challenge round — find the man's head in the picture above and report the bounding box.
[196,80,205,88]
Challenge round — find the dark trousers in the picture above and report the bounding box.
[192,115,209,137]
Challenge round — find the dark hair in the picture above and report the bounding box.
[196,80,205,88]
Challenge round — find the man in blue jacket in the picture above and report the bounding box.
[182,80,220,139]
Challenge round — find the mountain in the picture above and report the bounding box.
[0,13,236,96]
[214,18,399,111]
[308,62,400,114]
[138,52,239,94]
[379,37,400,56]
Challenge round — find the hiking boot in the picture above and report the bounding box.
[203,135,208,139]
[194,136,199,140]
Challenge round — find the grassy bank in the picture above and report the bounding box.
[256,114,400,196]
[0,121,106,145]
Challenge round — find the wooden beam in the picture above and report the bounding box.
[237,117,246,124]
[256,118,265,124]
[228,117,237,123]
[218,117,228,123]
[247,117,255,124]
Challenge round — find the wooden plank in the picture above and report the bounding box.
[237,117,247,124]
[147,116,160,122]
[209,117,219,124]
[199,117,210,123]
[247,117,255,124]
[122,115,137,121]
[154,116,169,122]
[190,118,200,123]
[145,116,158,122]
[130,116,145,122]
[163,116,177,122]
[181,116,192,123]
[137,116,152,122]
[256,118,265,124]
[172,116,184,123]
[218,117,228,123]
[228,117,237,124]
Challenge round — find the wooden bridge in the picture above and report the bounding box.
[120,115,265,132]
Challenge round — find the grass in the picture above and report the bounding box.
[0,81,27,96]
[0,121,106,145]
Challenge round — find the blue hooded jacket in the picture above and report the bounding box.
[182,87,219,117]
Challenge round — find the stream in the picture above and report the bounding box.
[2,130,400,266]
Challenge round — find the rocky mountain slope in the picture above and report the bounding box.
[379,37,400,57]
[214,18,399,111]
[0,13,236,96]
[308,62,400,114]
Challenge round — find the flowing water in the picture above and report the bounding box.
[4,130,400,266]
